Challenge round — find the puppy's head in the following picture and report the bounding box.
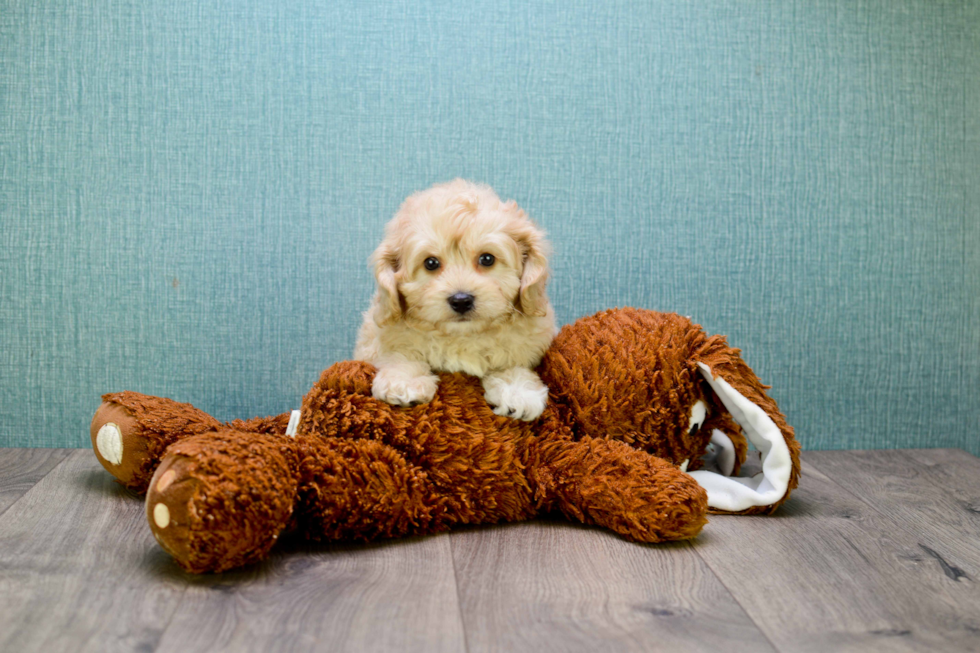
[371,179,550,332]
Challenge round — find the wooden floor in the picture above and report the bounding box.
[1,449,979,653]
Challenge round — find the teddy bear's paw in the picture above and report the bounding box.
[482,367,549,421]
[371,364,439,407]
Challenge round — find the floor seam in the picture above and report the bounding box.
[685,539,784,653]
[148,585,192,653]
[447,532,472,653]
[0,448,76,520]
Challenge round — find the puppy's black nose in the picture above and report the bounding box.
[448,292,475,314]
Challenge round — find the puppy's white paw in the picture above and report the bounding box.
[482,367,548,421]
[372,364,438,407]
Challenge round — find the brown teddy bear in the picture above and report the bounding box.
[90,308,800,574]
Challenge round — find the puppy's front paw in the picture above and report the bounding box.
[482,367,548,421]
[372,365,438,407]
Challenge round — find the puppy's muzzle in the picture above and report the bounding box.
[448,292,475,314]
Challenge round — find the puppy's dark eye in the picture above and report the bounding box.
[478,253,495,267]
[423,257,441,271]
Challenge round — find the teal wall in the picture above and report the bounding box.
[2,1,978,452]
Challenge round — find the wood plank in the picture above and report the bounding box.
[690,453,980,653]
[154,534,466,653]
[0,448,72,516]
[807,449,980,567]
[0,450,188,653]
[450,519,777,653]
[4,447,977,652]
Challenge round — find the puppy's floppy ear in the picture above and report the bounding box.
[508,205,551,318]
[370,241,404,326]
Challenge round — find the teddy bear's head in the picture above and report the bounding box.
[538,308,800,514]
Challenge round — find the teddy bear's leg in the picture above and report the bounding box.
[145,428,300,574]
[92,392,294,493]
[532,436,708,543]
[294,436,450,543]
[91,392,226,492]
[145,432,450,574]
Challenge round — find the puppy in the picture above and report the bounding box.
[354,179,556,421]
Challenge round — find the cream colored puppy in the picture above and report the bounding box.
[354,179,556,420]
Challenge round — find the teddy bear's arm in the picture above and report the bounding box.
[528,436,708,543]
[314,360,377,396]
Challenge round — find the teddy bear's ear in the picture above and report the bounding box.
[687,361,801,514]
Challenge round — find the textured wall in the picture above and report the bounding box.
[2,1,978,452]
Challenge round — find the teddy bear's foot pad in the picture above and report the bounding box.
[90,401,152,489]
[145,455,207,565]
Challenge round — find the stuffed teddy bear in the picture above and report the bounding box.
[90,308,800,574]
